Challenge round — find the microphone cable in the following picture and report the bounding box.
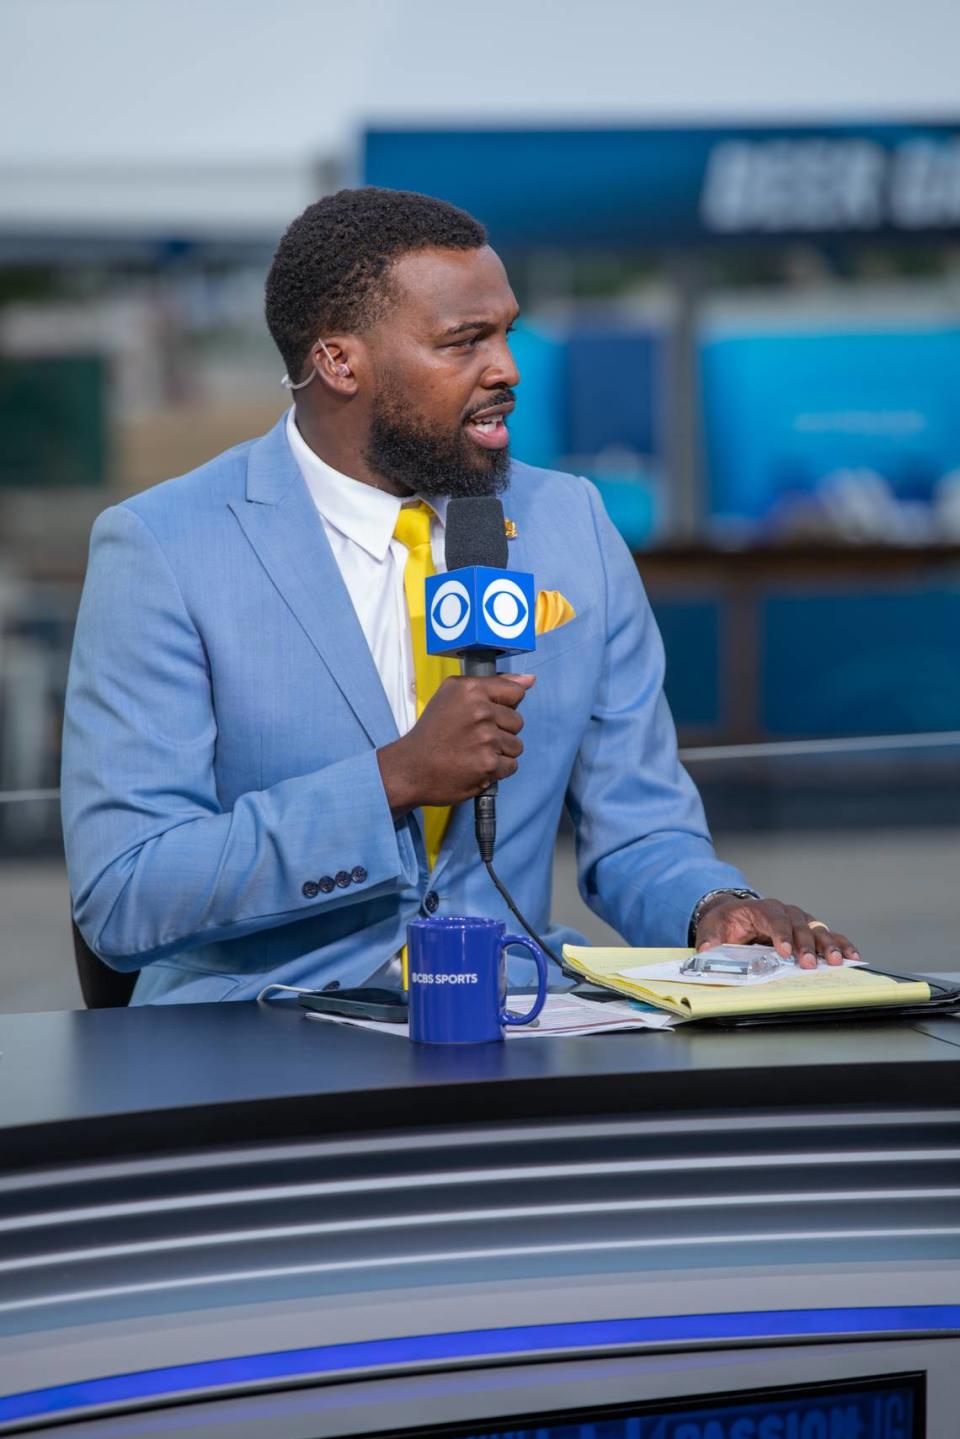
[482,856,578,981]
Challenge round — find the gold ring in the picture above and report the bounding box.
[808,920,829,932]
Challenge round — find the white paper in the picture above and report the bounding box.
[621,944,866,987]
[506,995,677,1035]
[303,992,677,1038]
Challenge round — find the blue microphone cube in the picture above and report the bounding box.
[425,566,537,656]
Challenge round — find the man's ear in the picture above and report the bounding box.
[314,337,360,394]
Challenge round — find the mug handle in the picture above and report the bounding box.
[500,934,548,1027]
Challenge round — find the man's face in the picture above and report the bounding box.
[362,245,520,497]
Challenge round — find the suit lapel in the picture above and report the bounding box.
[229,418,400,752]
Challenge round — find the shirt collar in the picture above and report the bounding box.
[286,409,447,562]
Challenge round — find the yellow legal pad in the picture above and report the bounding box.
[561,945,931,1022]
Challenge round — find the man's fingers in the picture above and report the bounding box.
[765,906,797,958]
[491,755,519,783]
[811,924,853,966]
[731,899,795,956]
[788,905,819,969]
[835,931,860,962]
[497,732,524,760]
[488,675,536,708]
[491,703,524,735]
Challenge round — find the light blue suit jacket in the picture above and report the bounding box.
[61,416,749,1004]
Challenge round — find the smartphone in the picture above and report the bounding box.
[298,987,408,1023]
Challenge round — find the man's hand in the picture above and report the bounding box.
[377,673,536,814]
[695,894,860,970]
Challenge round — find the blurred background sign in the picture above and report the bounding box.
[702,322,960,538]
[364,123,960,245]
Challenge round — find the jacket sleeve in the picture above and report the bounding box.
[61,505,419,969]
[565,480,752,947]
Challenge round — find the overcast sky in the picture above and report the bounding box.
[3,0,959,165]
[1,0,958,229]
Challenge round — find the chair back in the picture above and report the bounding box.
[71,919,136,1007]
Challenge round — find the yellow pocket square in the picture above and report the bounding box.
[535,589,576,636]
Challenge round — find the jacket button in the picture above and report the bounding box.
[335,870,352,888]
[351,866,368,885]
[423,889,439,914]
[318,875,335,894]
[301,880,320,899]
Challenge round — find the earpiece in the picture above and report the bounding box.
[280,340,350,390]
[318,340,350,377]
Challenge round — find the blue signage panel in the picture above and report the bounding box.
[701,326,960,523]
[363,123,960,247]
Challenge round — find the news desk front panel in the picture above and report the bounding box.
[0,1004,957,1435]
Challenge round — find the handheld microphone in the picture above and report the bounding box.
[425,498,573,981]
[426,497,536,861]
[444,495,510,684]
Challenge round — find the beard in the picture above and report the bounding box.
[365,385,511,499]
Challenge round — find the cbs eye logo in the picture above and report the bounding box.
[481,578,530,640]
[429,578,472,642]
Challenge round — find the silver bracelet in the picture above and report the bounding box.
[687,887,761,946]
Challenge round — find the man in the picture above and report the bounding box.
[62,188,856,1004]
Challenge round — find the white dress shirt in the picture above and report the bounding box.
[285,408,448,737]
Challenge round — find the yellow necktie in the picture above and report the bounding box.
[392,502,460,870]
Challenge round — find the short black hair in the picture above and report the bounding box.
[264,186,487,381]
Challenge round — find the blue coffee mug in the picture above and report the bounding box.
[406,915,548,1045]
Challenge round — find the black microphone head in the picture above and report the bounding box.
[445,496,508,571]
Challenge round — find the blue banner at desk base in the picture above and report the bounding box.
[2,1305,958,1429]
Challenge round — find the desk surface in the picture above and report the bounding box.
[2,1000,959,1408]
[1,998,958,1167]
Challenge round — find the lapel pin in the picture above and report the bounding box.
[504,518,518,539]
